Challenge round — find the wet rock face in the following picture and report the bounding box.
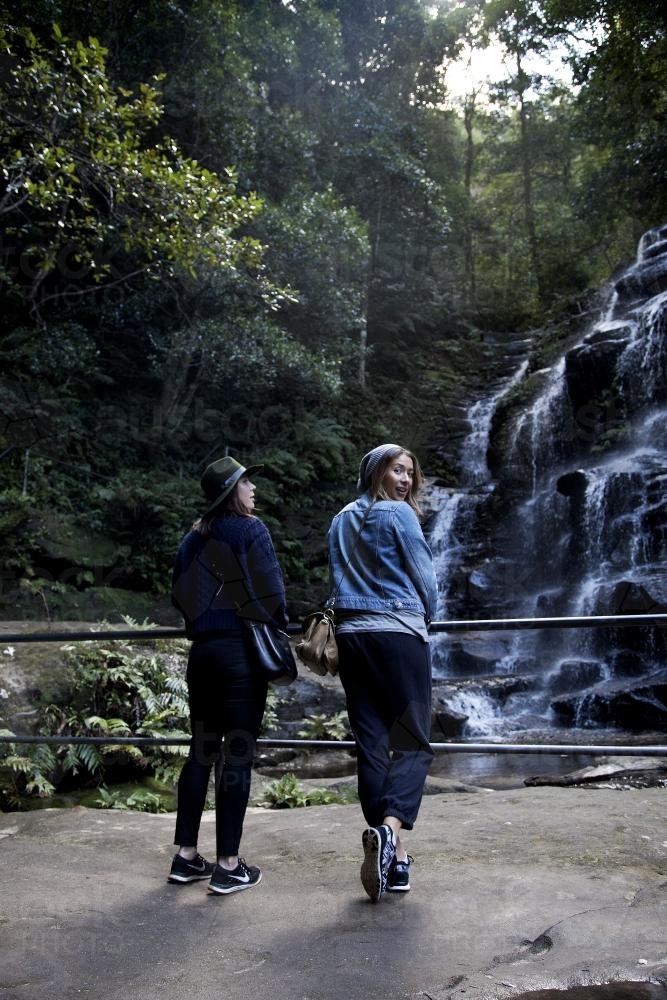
[547,659,606,695]
[564,338,627,414]
[551,669,667,731]
[556,469,588,498]
[429,224,667,735]
[614,241,667,307]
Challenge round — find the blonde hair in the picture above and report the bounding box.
[367,446,424,517]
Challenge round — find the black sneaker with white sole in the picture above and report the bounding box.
[168,852,215,883]
[360,824,396,902]
[208,859,262,895]
[387,854,413,892]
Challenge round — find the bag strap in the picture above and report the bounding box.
[327,500,374,610]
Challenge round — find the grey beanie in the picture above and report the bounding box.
[357,443,403,492]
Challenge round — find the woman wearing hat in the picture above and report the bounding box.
[327,444,438,902]
[168,455,288,894]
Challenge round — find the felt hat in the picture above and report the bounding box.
[357,443,402,492]
[200,456,262,517]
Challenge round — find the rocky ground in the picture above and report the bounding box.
[2,783,666,1000]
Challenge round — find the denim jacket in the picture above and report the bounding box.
[327,493,438,620]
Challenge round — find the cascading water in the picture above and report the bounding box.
[431,358,528,628]
[430,224,667,739]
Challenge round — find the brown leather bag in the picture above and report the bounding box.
[295,608,338,676]
[297,501,374,677]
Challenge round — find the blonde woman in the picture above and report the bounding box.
[327,444,438,902]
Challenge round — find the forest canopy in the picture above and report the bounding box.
[1,0,665,620]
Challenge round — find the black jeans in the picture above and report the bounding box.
[337,631,434,831]
[174,632,267,858]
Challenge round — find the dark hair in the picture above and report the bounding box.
[368,446,424,517]
[192,482,254,535]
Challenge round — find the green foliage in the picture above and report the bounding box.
[0,633,355,810]
[0,630,190,808]
[0,0,664,622]
[0,24,266,312]
[0,734,57,809]
[18,578,68,621]
[256,416,355,495]
[0,490,33,572]
[259,686,285,736]
[258,772,356,809]
[545,0,667,228]
[94,787,171,813]
[297,712,350,742]
[256,186,370,347]
[89,472,197,592]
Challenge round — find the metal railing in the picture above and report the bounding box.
[3,610,667,644]
[2,613,667,757]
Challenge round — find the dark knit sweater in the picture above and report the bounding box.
[171,514,288,639]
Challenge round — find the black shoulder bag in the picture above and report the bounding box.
[245,618,298,686]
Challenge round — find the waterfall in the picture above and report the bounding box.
[429,225,667,737]
[506,359,573,490]
[431,359,528,628]
[615,291,667,411]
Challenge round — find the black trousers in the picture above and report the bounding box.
[337,631,434,831]
[174,633,267,857]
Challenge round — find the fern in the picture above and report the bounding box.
[0,743,56,808]
[84,715,132,734]
[1,634,192,809]
[94,788,170,813]
[23,772,57,799]
[258,772,357,808]
[297,711,350,741]
[260,773,309,807]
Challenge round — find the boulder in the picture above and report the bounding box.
[551,668,667,731]
[613,253,667,309]
[556,468,588,498]
[547,659,606,695]
[432,700,469,739]
[564,338,627,412]
[525,754,667,787]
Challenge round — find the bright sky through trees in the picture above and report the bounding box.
[444,40,574,102]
